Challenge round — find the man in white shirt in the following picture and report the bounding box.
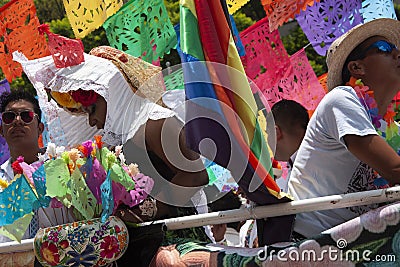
[288,18,400,238]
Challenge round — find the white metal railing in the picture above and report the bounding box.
[139,185,400,230]
[2,186,400,254]
[0,238,34,254]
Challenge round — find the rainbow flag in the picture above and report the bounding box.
[179,0,294,244]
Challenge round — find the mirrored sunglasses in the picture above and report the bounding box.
[1,110,37,125]
[364,40,398,54]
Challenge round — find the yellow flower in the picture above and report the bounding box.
[50,91,81,109]
[0,179,9,190]
[68,148,80,163]
[128,163,140,176]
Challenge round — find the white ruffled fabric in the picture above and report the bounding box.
[14,52,175,147]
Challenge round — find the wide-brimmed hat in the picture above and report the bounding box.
[326,18,400,91]
[89,46,165,105]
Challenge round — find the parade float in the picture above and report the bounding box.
[2,0,400,266]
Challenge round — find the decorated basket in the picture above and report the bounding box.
[34,216,128,267]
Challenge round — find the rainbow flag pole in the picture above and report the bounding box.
[179,0,295,245]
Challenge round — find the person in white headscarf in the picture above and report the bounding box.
[15,47,209,266]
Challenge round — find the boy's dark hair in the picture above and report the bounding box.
[271,99,309,132]
[208,190,242,230]
[0,90,41,122]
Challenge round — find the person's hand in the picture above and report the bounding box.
[211,223,227,242]
[115,205,144,223]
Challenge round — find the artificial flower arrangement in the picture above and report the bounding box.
[1,135,154,266]
[47,89,99,113]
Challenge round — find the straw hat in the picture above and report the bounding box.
[326,18,400,91]
[89,46,165,105]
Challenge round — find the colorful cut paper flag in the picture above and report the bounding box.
[0,0,49,82]
[103,0,177,63]
[318,73,328,93]
[0,175,37,227]
[240,17,290,97]
[0,213,33,243]
[44,158,72,207]
[38,24,85,68]
[295,0,363,56]
[100,171,113,223]
[226,0,250,14]
[262,49,326,111]
[261,0,319,31]
[70,168,96,220]
[32,164,51,210]
[62,0,123,39]
[179,0,294,245]
[361,0,397,22]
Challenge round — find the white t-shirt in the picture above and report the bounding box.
[288,86,380,237]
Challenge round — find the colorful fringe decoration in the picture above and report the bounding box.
[0,0,49,82]
[261,0,319,31]
[103,0,177,63]
[62,0,123,39]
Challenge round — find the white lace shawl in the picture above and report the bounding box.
[13,52,175,147]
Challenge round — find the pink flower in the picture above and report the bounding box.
[81,140,94,158]
[71,89,98,107]
[100,236,119,259]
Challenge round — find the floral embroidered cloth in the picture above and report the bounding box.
[34,216,128,267]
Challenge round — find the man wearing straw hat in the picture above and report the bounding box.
[288,18,400,238]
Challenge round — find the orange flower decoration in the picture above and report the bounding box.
[94,135,104,149]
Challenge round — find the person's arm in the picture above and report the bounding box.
[344,134,400,185]
[144,117,208,205]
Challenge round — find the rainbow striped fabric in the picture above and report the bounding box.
[179,0,294,245]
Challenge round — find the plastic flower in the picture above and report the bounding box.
[56,146,65,157]
[51,91,81,109]
[37,152,48,162]
[40,241,60,266]
[0,178,9,190]
[94,135,104,150]
[128,163,140,177]
[69,148,80,163]
[71,89,98,107]
[106,151,116,170]
[11,159,23,174]
[80,140,94,158]
[66,244,98,267]
[114,146,123,157]
[118,153,126,165]
[46,143,57,159]
[100,235,119,259]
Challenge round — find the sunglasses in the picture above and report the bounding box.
[1,110,37,125]
[363,40,398,56]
